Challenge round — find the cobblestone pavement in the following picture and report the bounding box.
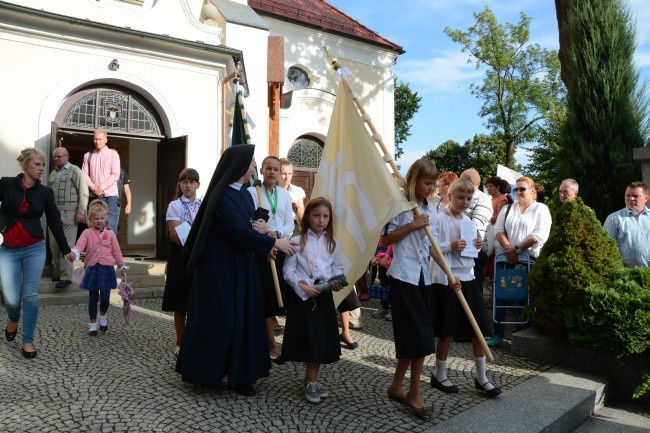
[0,297,551,432]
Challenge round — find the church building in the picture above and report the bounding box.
[0,0,403,257]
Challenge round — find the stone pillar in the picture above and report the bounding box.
[633,147,650,186]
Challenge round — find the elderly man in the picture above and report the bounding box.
[559,179,580,204]
[82,129,121,232]
[603,181,649,268]
[48,147,89,288]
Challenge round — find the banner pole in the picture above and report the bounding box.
[322,47,494,362]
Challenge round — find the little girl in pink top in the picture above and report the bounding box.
[71,200,128,335]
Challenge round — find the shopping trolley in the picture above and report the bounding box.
[492,252,532,326]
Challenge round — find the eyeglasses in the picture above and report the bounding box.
[513,187,530,193]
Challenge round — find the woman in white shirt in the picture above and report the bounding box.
[488,176,552,347]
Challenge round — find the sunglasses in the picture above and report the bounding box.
[513,187,530,193]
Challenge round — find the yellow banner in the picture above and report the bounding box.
[312,81,413,304]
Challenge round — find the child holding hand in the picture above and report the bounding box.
[282,197,343,404]
[71,200,128,336]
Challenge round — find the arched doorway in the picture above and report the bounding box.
[52,85,186,259]
[286,134,324,204]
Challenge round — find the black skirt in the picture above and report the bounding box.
[281,289,341,364]
[162,242,192,312]
[433,279,492,338]
[388,276,435,359]
[256,251,287,317]
[337,289,361,313]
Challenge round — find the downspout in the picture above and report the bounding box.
[221,71,236,155]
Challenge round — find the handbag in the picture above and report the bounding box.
[71,239,102,286]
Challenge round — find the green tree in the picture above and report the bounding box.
[559,0,648,222]
[424,134,506,179]
[394,78,422,160]
[423,140,467,174]
[445,7,565,168]
[523,101,567,211]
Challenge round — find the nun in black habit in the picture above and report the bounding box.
[176,144,296,396]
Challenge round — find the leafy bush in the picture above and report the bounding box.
[565,267,650,356]
[528,198,624,334]
[565,267,650,398]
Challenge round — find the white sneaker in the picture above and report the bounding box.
[304,382,321,403]
[316,382,328,398]
[372,307,389,318]
[385,310,392,321]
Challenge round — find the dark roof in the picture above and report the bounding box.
[248,0,404,54]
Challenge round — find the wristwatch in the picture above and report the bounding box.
[515,244,522,254]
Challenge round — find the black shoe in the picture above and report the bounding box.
[234,385,256,396]
[99,324,108,332]
[474,378,502,397]
[340,335,358,350]
[22,348,37,359]
[51,276,60,282]
[5,325,17,342]
[55,280,71,288]
[89,329,98,336]
[430,376,459,393]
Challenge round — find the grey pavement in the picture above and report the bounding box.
[0,298,553,433]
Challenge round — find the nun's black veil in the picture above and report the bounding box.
[183,144,255,270]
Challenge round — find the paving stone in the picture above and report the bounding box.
[0,300,551,432]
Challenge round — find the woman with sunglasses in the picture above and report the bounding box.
[487,176,552,347]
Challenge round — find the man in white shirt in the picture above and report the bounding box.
[460,168,492,284]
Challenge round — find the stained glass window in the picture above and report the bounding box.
[287,138,323,168]
[63,90,160,135]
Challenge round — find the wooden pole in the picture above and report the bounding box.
[255,184,284,309]
[322,47,494,362]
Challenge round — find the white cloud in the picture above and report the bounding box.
[628,0,650,45]
[396,51,483,94]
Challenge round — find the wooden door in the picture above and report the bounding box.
[293,169,316,205]
[156,136,187,259]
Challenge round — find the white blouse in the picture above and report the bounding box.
[248,185,294,239]
[429,211,476,284]
[386,201,438,286]
[283,230,344,301]
[166,195,201,225]
[494,201,552,258]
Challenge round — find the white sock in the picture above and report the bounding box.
[474,356,495,390]
[435,359,449,383]
[89,323,97,332]
[99,315,108,327]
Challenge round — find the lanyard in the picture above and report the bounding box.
[305,234,325,279]
[180,198,198,225]
[264,185,278,214]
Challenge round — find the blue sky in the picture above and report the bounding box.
[327,0,650,173]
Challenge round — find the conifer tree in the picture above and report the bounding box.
[560,0,648,222]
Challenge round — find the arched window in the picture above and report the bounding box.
[287,136,323,169]
[287,66,310,90]
[61,89,162,136]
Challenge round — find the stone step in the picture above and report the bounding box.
[41,260,167,278]
[425,366,608,433]
[39,274,166,294]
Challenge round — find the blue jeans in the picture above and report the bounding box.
[0,241,46,344]
[95,196,119,233]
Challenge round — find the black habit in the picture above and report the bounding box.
[176,145,275,389]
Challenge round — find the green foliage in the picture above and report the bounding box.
[523,102,567,212]
[633,363,650,399]
[528,198,624,334]
[394,78,422,160]
[565,266,650,357]
[560,0,649,222]
[423,134,510,178]
[445,6,565,168]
